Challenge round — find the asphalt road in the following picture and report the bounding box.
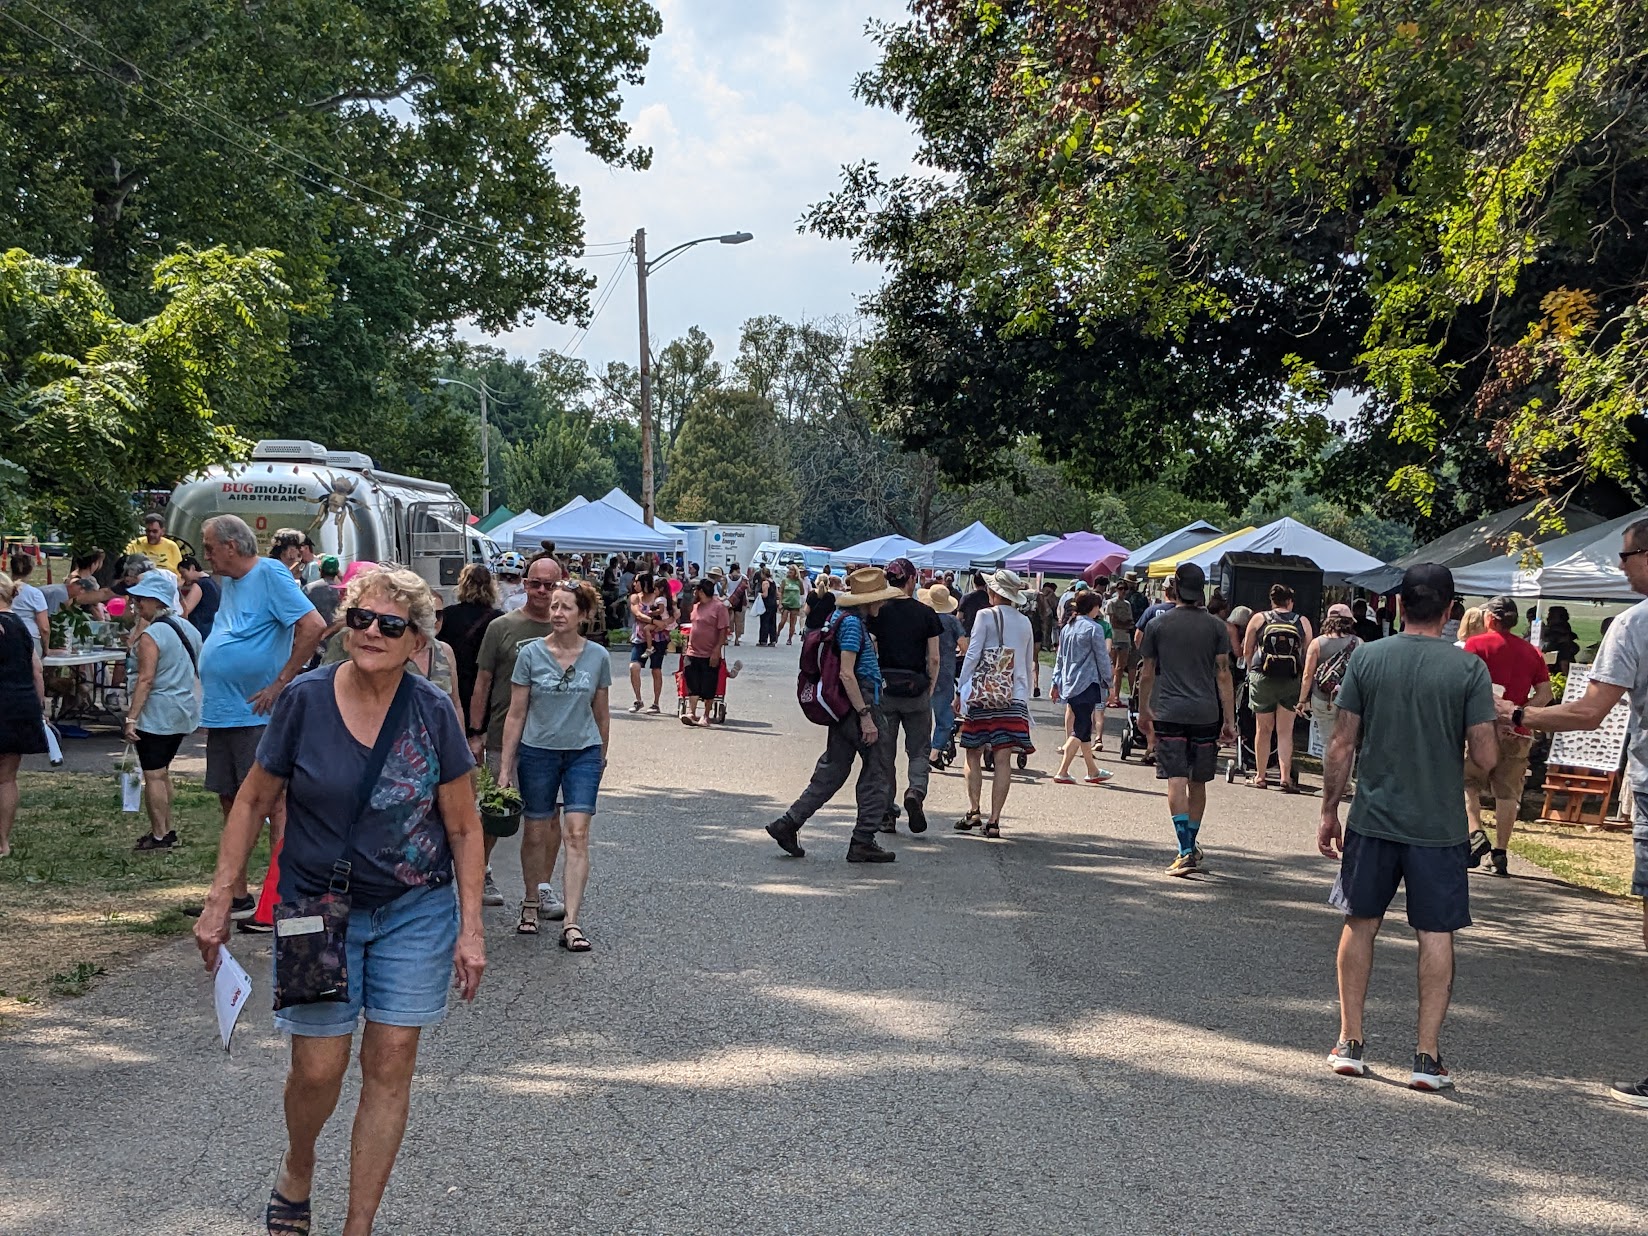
[4,645,1647,1234]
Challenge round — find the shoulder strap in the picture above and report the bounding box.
[332,671,416,894]
[157,616,199,674]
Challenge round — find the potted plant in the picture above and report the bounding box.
[49,606,91,654]
[476,766,522,837]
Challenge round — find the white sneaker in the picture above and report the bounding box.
[537,883,567,921]
[482,869,504,907]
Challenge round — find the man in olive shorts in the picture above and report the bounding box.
[1106,580,1139,707]
[1136,563,1236,876]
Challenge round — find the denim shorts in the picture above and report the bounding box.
[1329,829,1471,933]
[517,743,604,817]
[273,881,458,1038]
[629,641,666,669]
[1631,796,1648,898]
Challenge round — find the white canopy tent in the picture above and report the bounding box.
[910,521,1011,570]
[481,508,543,545]
[510,500,676,554]
[833,533,925,566]
[1448,509,1648,601]
[1172,517,1385,585]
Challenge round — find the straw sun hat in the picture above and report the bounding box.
[835,566,903,607]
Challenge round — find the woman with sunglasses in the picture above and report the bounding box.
[194,566,485,1236]
[499,580,611,949]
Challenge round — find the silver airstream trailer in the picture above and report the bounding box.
[164,439,494,598]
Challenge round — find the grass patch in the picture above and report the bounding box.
[0,772,268,1010]
[1507,819,1638,898]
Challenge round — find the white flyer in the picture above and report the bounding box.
[213,946,254,1052]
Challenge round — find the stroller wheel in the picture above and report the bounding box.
[1015,752,1028,770]
[712,701,727,724]
[1120,735,1133,760]
[1226,760,1237,783]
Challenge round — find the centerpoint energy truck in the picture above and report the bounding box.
[164,439,496,598]
[669,522,781,577]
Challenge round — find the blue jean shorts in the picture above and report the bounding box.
[273,881,458,1038]
[1329,829,1471,933]
[1631,796,1648,897]
[517,743,604,817]
[629,640,666,669]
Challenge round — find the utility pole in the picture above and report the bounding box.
[635,227,654,526]
[478,382,491,518]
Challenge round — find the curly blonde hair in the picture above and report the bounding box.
[342,565,436,637]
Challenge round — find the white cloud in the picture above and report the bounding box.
[459,0,919,370]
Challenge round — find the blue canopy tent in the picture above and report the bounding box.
[833,533,924,566]
[910,521,1011,570]
[1122,521,1223,574]
[1173,517,1384,585]
[511,501,676,554]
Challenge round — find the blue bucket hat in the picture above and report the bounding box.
[125,569,179,608]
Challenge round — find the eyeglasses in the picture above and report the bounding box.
[1621,548,1648,563]
[524,579,560,591]
[345,607,418,639]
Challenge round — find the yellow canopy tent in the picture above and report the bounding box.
[1146,527,1256,578]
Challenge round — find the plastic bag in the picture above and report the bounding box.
[116,743,142,812]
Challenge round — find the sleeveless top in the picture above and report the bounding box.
[133,617,204,735]
[187,575,221,639]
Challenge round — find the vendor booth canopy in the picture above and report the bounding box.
[474,505,515,534]
[987,534,1058,569]
[1343,499,1606,595]
[598,488,645,521]
[1123,521,1223,573]
[511,500,676,554]
[1006,531,1130,575]
[483,508,543,544]
[1155,518,1384,584]
[1446,508,1648,601]
[1147,527,1255,577]
[910,521,1011,570]
[834,533,925,566]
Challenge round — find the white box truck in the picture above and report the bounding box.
[673,522,780,577]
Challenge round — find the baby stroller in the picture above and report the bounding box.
[930,711,960,770]
[1223,673,1296,786]
[673,629,740,724]
[1117,689,1149,761]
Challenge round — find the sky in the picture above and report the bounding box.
[458,0,921,371]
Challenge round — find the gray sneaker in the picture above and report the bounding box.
[537,885,567,921]
[482,870,504,907]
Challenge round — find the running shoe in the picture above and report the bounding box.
[1490,849,1509,877]
[228,894,257,921]
[134,830,177,852]
[1165,849,1202,878]
[629,700,644,713]
[482,870,504,907]
[1084,770,1114,784]
[537,885,567,921]
[1607,1077,1648,1108]
[1327,1038,1366,1077]
[1410,1053,1454,1091]
[1467,829,1492,868]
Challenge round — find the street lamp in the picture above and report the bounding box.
[634,228,753,525]
[435,376,504,517]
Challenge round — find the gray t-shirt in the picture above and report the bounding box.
[1137,605,1229,725]
[511,638,613,752]
[1586,597,1648,791]
[1336,634,1496,847]
[304,578,341,626]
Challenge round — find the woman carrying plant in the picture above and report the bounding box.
[120,571,203,852]
[193,565,485,1236]
[499,580,611,949]
[780,564,805,645]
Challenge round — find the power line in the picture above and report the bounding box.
[6,2,616,259]
[562,249,634,358]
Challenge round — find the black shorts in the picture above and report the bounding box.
[684,656,718,700]
[1153,721,1221,783]
[1330,829,1472,933]
[133,730,186,772]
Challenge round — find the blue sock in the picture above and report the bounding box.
[1189,819,1202,849]
[1171,814,1192,855]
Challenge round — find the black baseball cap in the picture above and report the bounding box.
[1485,595,1520,625]
[1173,562,1207,605]
[1399,563,1454,609]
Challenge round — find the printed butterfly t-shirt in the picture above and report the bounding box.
[259,664,474,910]
[512,639,613,750]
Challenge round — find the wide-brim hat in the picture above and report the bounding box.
[126,569,178,608]
[987,568,1027,606]
[919,583,958,614]
[836,566,903,607]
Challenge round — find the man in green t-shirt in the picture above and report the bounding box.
[468,553,561,909]
[1318,563,1498,1092]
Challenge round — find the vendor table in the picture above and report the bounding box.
[42,649,127,730]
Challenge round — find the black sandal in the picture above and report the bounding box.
[559,924,592,952]
[954,810,982,831]
[983,820,1002,839]
[516,903,539,935]
[266,1160,311,1235]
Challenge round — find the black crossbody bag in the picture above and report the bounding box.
[272,674,414,1010]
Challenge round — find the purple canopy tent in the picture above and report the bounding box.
[1005,532,1131,575]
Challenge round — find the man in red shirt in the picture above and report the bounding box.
[683,578,730,727]
[1463,595,1553,876]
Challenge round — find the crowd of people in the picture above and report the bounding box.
[7,509,1648,1233]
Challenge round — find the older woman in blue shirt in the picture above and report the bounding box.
[121,570,203,852]
[1051,591,1115,785]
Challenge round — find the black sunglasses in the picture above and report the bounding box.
[345,607,418,639]
[1621,548,1648,563]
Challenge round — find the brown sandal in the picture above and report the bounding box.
[559,924,591,952]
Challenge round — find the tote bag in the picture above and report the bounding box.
[967,608,1016,711]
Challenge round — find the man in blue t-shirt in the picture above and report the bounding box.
[767,566,901,864]
[198,514,325,926]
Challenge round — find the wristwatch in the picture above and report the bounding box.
[1511,707,1525,728]
[857,707,872,717]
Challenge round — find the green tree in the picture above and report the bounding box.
[501,413,617,520]
[658,390,797,531]
[0,245,295,549]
